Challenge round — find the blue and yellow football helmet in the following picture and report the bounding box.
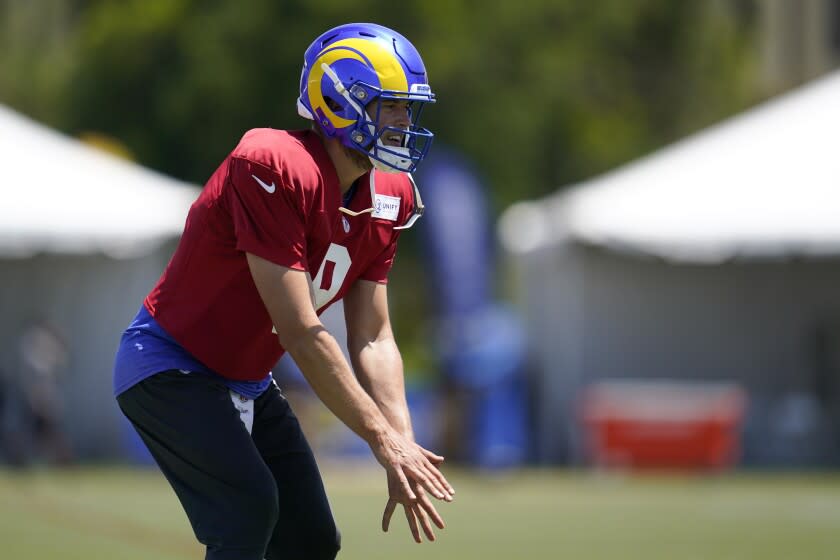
[297,23,435,174]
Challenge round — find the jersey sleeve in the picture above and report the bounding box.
[225,156,307,270]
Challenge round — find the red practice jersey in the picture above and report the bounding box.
[144,129,414,380]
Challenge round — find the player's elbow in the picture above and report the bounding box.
[345,333,372,357]
[346,332,396,357]
[277,321,330,356]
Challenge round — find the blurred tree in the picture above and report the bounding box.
[60,0,405,182]
[45,0,759,204]
[406,0,759,210]
[0,0,82,123]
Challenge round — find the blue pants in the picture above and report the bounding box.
[117,370,340,560]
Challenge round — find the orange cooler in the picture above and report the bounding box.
[580,381,747,470]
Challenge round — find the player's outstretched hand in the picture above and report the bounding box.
[369,429,454,541]
[371,429,454,503]
[382,472,446,543]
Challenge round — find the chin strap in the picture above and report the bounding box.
[393,173,424,230]
[319,63,420,221]
[339,172,425,231]
[316,63,378,217]
[339,171,377,217]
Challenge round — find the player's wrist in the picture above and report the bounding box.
[360,416,393,446]
[391,421,414,441]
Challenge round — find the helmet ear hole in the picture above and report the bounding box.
[324,97,342,112]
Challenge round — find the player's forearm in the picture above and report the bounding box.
[349,336,414,440]
[284,327,392,443]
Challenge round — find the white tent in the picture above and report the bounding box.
[0,104,198,258]
[501,69,840,262]
[0,105,199,460]
[498,70,840,466]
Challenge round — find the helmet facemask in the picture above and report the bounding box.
[319,63,434,174]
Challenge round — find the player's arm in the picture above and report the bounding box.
[344,279,412,438]
[344,279,450,542]
[245,253,454,509]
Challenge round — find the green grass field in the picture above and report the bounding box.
[2,466,839,559]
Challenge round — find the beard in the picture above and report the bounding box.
[312,123,374,173]
[343,143,373,172]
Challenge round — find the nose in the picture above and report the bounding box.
[392,109,409,129]
[387,103,411,129]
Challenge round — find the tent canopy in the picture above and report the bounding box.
[500,70,840,262]
[0,105,199,258]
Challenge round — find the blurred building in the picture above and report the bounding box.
[500,70,840,467]
[0,104,197,460]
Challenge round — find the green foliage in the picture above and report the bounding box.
[2,0,759,203]
[0,0,81,123]
[408,0,759,209]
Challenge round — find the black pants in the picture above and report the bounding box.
[117,370,340,560]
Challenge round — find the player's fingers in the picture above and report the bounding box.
[394,465,417,501]
[417,461,453,501]
[418,451,455,495]
[382,499,398,532]
[413,502,436,542]
[406,463,447,501]
[420,446,445,465]
[403,504,422,543]
[417,490,446,530]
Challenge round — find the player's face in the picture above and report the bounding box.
[371,99,410,147]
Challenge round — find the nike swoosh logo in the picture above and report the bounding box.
[252,174,276,194]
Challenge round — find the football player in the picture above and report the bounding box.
[113,22,452,560]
